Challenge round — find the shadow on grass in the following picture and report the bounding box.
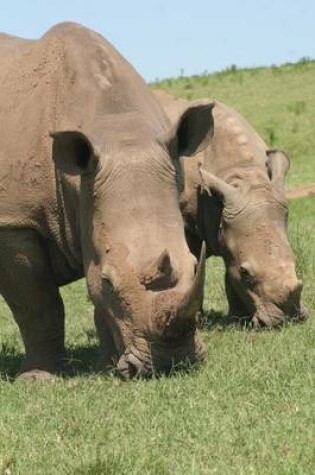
[0,343,23,381]
[200,309,252,331]
[74,456,127,475]
[73,455,169,475]
[0,311,264,381]
[0,342,205,382]
[0,343,101,381]
[200,309,309,332]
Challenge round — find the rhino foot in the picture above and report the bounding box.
[17,370,57,381]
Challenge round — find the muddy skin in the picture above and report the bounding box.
[0,23,216,380]
[154,91,308,329]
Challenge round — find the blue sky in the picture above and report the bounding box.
[1,0,314,81]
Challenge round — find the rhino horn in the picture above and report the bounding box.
[199,166,241,207]
[179,241,206,319]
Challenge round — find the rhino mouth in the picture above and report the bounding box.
[251,302,309,329]
[116,338,207,380]
[114,242,208,380]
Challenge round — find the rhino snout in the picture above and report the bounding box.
[280,277,303,313]
[116,334,207,380]
[285,278,303,299]
[260,269,302,305]
[252,276,306,328]
[272,276,303,310]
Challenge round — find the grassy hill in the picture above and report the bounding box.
[153,59,315,188]
[0,61,314,474]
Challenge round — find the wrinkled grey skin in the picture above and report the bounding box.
[0,23,215,380]
[155,90,308,328]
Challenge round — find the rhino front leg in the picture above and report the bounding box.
[225,273,252,323]
[0,230,65,380]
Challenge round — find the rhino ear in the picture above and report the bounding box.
[168,100,215,157]
[50,130,98,175]
[266,149,290,197]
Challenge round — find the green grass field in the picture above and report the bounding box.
[153,59,315,188]
[1,63,314,474]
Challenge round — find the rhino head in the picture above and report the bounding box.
[51,100,214,377]
[200,150,308,327]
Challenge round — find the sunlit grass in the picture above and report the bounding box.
[1,61,314,474]
[0,196,314,475]
[153,60,315,188]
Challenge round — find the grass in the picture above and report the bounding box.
[0,195,314,475]
[153,59,315,188]
[1,61,315,474]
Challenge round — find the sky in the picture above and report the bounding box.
[1,0,314,82]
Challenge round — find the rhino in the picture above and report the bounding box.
[0,23,215,380]
[154,90,308,328]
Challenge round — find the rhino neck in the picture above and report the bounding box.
[35,169,84,286]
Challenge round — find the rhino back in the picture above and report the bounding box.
[207,102,268,178]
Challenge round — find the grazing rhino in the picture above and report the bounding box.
[0,23,215,380]
[154,90,308,328]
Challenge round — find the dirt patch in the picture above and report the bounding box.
[286,183,315,200]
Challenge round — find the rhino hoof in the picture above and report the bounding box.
[17,370,56,381]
